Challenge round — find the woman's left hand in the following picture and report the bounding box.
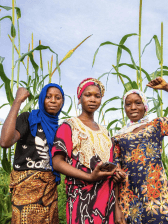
[147,77,168,91]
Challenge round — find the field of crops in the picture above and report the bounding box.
[1,1,168,223]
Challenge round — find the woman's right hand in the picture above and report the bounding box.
[15,87,30,103]
[147,77,168,91]
[89,161,117,182]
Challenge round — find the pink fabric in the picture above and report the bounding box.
[51,123,115,224]
[77,81,94,99]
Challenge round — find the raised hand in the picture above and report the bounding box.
[15,87,30,103]
[147,77,168,91]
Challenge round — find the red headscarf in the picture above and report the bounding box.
[77,78,105,99]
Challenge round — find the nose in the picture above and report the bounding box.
[51,96,56,103]
[131,103,137,110]
[90,96,96,102]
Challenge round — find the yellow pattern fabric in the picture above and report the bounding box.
[65,117,112,168]
[10,170,59,224]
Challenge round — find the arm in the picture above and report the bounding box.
[0,87,30,148]
[114,184,126,224]
[52,152,117,182]
[147,77,168,92]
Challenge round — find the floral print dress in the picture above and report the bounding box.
[113,117,168,224]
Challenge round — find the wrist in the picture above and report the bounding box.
[164,83,168,92]
[13,98,22,105]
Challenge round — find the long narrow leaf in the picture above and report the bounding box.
[0,63,14,105]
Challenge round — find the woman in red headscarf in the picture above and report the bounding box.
[52,78,125,224]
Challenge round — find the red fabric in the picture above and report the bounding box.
[77,81,94,99]
[52,122,115,224]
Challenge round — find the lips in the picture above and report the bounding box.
[88,105,97,108]
[48,106,57,110]
[131,112,138,116]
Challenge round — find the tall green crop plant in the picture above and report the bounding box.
[138,0,142,90]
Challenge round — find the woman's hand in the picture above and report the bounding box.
[0,87,30,148]
[147,77,168,91]
[113,168,126,183]
[89,161,117,182]
[15,87,30,103]
[115,204,126,224]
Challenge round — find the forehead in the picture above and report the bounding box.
[83,85,101,94]
[46,87,62,95]
[125,93,142,102]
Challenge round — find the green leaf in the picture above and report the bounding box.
[1,149,11,174]
[65,94,73,114]
[0,5,21,18]
[56,54,61,84]
[15,7,21,19]
[92,47,100,67]
[0,103,9,109]
[98,96,121,122]
[107,119,119,130]
[11,23,16,37]
[0,63,14,105]
[100,107,121,124]
[0,16,16,38]
[118,63,151,82]
[20,99,35,113]
[0,56,5,64]
[163,107,168,117]
[117,33,137,69]
[153,35,161,64]
[61,111,71,119]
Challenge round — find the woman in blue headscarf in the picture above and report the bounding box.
[0,84,64,224]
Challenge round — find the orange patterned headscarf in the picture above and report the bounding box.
[77,78,105,99]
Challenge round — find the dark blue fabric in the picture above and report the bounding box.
[28,83,64,184]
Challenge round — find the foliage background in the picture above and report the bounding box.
[1,0,168,223]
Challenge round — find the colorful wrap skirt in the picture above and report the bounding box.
[10,170,58,224]
[66,178,115,224]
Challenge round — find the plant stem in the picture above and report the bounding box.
[16,4,21,89]
[11,0,15,94]
[138,0,142,91]
[27,43,30,76]
[160,22,165,160]
[49,55,53,83]
[160,22,163,117]
[112,65,125,126]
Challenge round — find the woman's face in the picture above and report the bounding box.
[125,93,145,122]
[79,85,102,113]
[44,87,63,115]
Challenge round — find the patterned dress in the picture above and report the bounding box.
[113,117,168,224]
[10,112,59,224]
[51,117,115,224]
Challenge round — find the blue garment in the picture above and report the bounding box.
[28,83,64,184]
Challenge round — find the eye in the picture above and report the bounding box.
[136,101,142,105]
[46,95,51,99]
[125,103,131,106]
[96,95,101,98]
[56,97,62,100]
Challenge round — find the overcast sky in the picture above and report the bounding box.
[1,1,168,128]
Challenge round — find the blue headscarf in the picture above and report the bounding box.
[28,83,64,184]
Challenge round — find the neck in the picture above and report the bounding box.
[78,111,94,122]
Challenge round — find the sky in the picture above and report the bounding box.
[0,0,168,141]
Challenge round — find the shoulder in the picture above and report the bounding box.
[16,112,30,124]
[148,117,166,126]
[17,112,30,119]
[63,117,78,128]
